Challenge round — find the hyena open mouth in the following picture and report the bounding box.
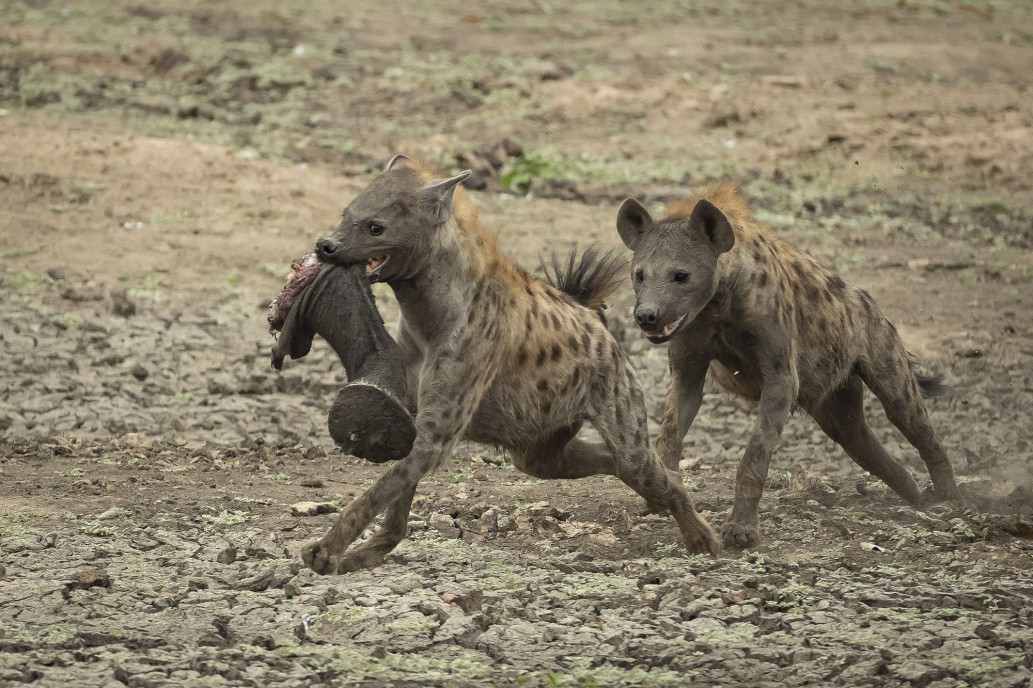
[645,312,688,343]
[267,252,389,331]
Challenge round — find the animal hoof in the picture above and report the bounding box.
[721,520,760,549]
[328,383,416,463]
[300,540,339,575]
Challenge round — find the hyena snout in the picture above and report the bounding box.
[315,238,339,260]
[634,302,660,329]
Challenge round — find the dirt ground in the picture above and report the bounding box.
[2,1,1033,686]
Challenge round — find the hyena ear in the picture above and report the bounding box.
[616,197,654,251]
[385,154,411,172]
[421,170,472,223]
[690,199,735,254]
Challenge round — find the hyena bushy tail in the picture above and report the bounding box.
[915,372,945,398]
[906,352,945,398]
[542,246,627,318]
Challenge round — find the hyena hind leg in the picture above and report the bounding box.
[810,375,922,506]
[589,358,720,556]
[858,323,963,504]
[511,423,617,479]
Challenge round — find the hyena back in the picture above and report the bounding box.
[616,185,962,549]
[301,157,719,574]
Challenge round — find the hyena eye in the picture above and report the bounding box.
[369,223,385,236]
[634,268,644,283]
[673,271,689,283]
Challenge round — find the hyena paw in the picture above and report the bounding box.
[682,521,722,557]
[300,540,340,576]
[641,500,669,516]
[336,547,388,574]
[721,519,760,549]
[921,483,965,509]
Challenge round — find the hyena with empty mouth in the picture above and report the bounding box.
[616,185,962,549]
[301,156,720,574]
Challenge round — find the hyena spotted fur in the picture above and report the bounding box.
[302,156,720,574]
[616,185,963,549]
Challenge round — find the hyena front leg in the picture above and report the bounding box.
[330,484,416,573]
[301,336,499,575]
[723,350,799,549]
[655,348,710,471]
[395,318,423,415]
[590,347,720,556]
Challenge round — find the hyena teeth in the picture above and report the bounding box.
[364,255,388,275]
[662,314,686,336]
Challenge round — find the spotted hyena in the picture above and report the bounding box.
[299,156,720,574]
[616,185,963,548]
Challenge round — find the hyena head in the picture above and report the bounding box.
[617,197,735,343]
[315,155,471,282]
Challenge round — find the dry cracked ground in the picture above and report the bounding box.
[2,1,1033,687]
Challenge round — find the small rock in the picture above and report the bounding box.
[46,267,66,281]
[429,512,460,537]
[237,568,276,592]
[111,290,137,317]
[152,593,180,609]
[290,501,337,517]
[637,571,667,588]
[61,284,104,302]
[452,590,484,614]
[535,60,573,81]
[98,507,125,520]
[216,546,237,564]
[678,456,702,471]
[188,578,209,591]
[67,569,111,590]
[705,109,741,129]
[130,363,149,381]
[299,478,324,488]
[761,74,807,88]
[479,508,499,532]
[0,563,6,578]
[283,579,302,598]
[429,512,455,530]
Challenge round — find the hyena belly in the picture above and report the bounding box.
[791,291,870,409]
[467,316,604,447]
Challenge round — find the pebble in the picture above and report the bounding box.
[67,569,111,590]
[216,546,237,564]
[290,501,337,517]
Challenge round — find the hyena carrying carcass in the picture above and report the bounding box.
[616,185,963,548]
[300,156,720,574]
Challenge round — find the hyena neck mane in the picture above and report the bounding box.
[389,160,523,341]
